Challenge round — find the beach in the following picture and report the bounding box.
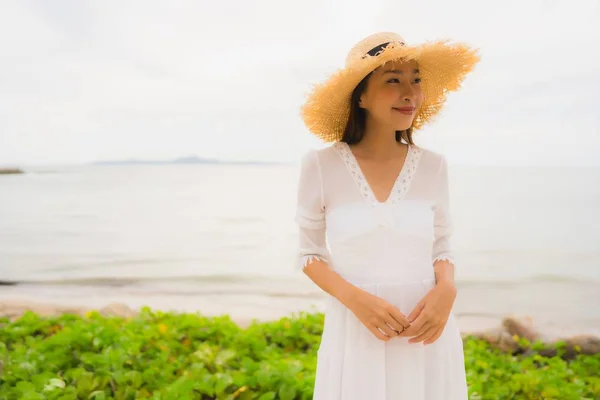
[2,278,599,341]
[1,163,599,342]
[0,298,558,336]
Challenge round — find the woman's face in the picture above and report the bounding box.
[358,59,423,131]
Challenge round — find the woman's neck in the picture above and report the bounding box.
[353,126,407,160]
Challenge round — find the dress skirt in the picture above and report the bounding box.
[312,277,468,400]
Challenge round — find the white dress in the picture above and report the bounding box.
[295,141,468,400]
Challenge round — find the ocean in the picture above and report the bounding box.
[1,162,599,335]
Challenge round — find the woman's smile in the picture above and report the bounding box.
[392,106,415,115]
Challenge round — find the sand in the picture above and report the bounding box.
[0,297,581,339]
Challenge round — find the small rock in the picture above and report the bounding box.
[502,315,543,342]
[98,303,137,318]
[564,335,600,355]
[480,328,521,353]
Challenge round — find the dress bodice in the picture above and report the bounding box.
[294,141,455,282]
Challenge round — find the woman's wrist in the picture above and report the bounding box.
[436,279,456,291]
[333,280,361,307]
[433,259,455,288]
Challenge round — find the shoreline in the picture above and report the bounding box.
[1,279,599,341]
[1,297,597,340]
[3,297,600,358]
[0,297,495,330]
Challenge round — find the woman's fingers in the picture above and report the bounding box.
[409,324,438,344]
[370,324,392,341]
[349,289,440,342]
[387,306,412,330]
[371,311,408,340]
[383,312,408,334]
[423,325,445,345]
[377,319,400,338]
[402,312,430,337]
[410,318,432,338]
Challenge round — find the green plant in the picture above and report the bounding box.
[0,310,598,399]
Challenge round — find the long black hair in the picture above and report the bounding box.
[341,71,414,146]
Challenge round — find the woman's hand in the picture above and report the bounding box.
[345,289,412,342]
[399,281,457,345]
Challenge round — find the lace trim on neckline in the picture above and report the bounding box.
[333,141,423,205]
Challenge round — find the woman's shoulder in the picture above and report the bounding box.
[413,145,447,172]
[414,144,444,160]
[299,143,341,163]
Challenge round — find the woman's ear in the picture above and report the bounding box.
[358,95,365,109]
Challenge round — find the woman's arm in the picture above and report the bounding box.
[294,149,360,306]
[303,259,360,306]
[432,154,456,288]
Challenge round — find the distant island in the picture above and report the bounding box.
[0,168,24,174]
[90,155,285,166]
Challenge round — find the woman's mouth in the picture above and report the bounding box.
[393,107,415,115]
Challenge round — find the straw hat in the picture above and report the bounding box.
[300,32,481,142]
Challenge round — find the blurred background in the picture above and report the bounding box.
[1,0,599,336]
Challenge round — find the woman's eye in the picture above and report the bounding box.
[387,77,421,84]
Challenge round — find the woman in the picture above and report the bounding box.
[295,32,481,399]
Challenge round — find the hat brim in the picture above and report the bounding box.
[300,39,481,142]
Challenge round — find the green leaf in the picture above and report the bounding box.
[278,384,297,400]
[258,392,277,400]
[89,390,106,400]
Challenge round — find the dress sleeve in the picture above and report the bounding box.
[294,149,329,270]
[432,154,455,266]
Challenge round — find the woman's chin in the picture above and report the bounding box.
[393,122,413,131]
[390,116,415,131]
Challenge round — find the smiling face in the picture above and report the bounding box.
[358,59,424,132]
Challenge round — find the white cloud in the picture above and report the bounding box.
[0,0,598,166]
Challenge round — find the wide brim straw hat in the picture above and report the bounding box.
[300,32,481,142]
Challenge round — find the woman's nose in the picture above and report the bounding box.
[401,86,416,103]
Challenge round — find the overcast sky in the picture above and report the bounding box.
[1,0,599,166]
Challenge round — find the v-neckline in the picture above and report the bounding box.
[336,141,422,205]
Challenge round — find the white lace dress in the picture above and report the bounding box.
[295,141,468,400]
